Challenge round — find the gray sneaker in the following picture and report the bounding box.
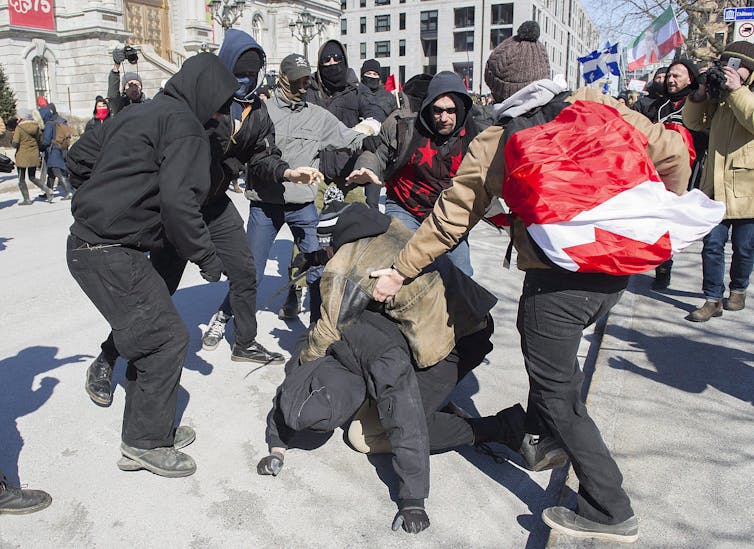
[542,506,638,543]
[117,426,196,471]
[120,443,196,478]
[201,311,229,351]
[520,433,569,472]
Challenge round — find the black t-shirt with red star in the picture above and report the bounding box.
[386,127,466,219]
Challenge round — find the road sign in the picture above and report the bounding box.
[735,20,754,43]
[724,7,754,22]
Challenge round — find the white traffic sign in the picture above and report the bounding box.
[736,20,754,43]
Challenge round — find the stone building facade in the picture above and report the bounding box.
[339,0,598,95]
[0,0,340,117]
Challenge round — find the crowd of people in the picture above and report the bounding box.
[1,21,752,545]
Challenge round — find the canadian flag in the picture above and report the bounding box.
[502,101,725,275]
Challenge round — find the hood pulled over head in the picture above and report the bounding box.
[162,53,238,124]
[418,71,472,137]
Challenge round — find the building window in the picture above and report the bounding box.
[491,4,513,26]
[341,0,347,9]
[360,42,367,59]
[341,18,347,35]
[32,56,50,100]
[400,0,405,3]
[379,66,391,81]
[420,10,438,32]
[360,0,366,7]
[360,16,366,33]
[399,65,406,85]
[399,39,406,56]
[375,40,390,57]
[375,14,390,32]
[251,15,263,42]
[454,31,474,52]
[375,0,390,4]
[453,62,473,90]
[490,27,512,48]
[399,12,406,30]
[454,7,474,28]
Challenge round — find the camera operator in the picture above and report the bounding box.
[683,41,754,322]
[108,45,148,115]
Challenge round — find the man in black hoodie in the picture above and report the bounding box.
[82,31,320,410]
[347,71,479,276]
[65,53,238,478]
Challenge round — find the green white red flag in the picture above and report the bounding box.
[626,7,684,71]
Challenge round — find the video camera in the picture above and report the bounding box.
[123,45,139,64]
[699,61,729,99]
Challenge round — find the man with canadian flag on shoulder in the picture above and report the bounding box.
[369,21,724,543]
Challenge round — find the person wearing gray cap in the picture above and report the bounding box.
[238,53,366,321]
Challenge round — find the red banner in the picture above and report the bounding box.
[9,0,56,31]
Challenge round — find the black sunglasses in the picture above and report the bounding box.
[432,106,457,115]
[321,53,343,63]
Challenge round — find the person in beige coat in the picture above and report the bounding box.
[11,109,53,204]
[683,41,754,321]
[370,21,690,543]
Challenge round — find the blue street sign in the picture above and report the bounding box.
[724,7,754,22]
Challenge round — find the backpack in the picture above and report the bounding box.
[52,121,73,150]
[497,98,724,275]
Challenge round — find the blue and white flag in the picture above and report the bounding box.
[602,43,621,77]
[578,50,605,83]
[578,43,621,84]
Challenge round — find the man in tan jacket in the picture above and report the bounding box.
[683,41,754,321]
[371,21,690,543]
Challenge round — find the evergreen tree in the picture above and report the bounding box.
[0,62,17,122]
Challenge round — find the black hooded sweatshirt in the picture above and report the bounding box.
[306,39,382,126]
[67,53,238,267]
[386,71,478,219]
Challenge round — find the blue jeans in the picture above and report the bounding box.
[701,219,754,300]
[246,201,320,284]
[384,199,473,276]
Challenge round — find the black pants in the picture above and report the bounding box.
[48,167,72,195]
[517,272,633,524]
[67,236,187,448]
[100,198,258,360]
[416,319,494,452]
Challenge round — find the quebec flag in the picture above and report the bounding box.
[578,50,605,83]
[578,43,621,84]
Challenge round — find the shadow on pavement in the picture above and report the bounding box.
[0,236,11,250]
[607,325,754,405]
[0,346,89,484]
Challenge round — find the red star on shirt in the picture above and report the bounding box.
[416,139,437,167]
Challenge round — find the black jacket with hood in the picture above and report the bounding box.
[306,39,381,126]
[266,310,430,505]
[208,29,290,205]
[355,71,479,218]
[66,53,238,268]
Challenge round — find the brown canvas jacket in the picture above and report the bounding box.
[393,87,692,278]
[300,218,497,368]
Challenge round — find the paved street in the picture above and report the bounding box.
[0,183,752,548]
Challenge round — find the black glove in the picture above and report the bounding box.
[257,452,284,476]
[199,255,224,282]
[391,505,430,534]
[112,48,126,65]
[291,250,330,272]
[361,135,382,153]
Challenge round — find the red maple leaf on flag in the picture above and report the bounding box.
[561,228,672,274]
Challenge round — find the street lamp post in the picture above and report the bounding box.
[288,10,329,59]
[208,0,247,30]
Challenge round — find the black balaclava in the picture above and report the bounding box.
[319,42,348,93]
[233,49,264,100]
[360,59,381,91]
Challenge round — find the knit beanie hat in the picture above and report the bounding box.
[361,59,381,76]
[484,21,550,103]
[721,41,754,74]
[317,201,391,251]
[122,72,142,88]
